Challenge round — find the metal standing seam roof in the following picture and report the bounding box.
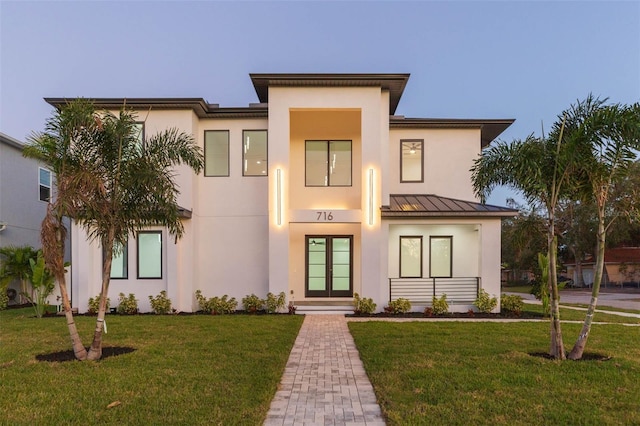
[381,194,517,218]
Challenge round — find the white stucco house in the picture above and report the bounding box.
[46,73,516,313]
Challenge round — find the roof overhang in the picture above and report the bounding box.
[0,132,25,150]
[390,118,515,148]
[250,73,410,115]
[381,194,518,219]
[44,98,268,120]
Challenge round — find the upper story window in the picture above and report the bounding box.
[243,130,268,176]
[305,140,352,187]
[204,130,230,177]
[133,122,144,147]
[400,139,424,183]
[38,167,52,202]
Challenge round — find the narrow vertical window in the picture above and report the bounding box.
[400,236,422,278]
[243,130,268,176]
[38,167,51,202]
[430,236,452,278]
[305,140,352,186]
[133,122,145,148]
[400,140,424,182]
[109,241,128,279]
[204,130,230,176]
[137,231,162,279]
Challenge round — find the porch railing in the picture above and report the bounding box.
[389,277,480,304]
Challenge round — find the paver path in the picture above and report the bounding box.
[264,315,385,426]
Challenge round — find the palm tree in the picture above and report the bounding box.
[24,99,204,360]
[566,100,640,360]
[471,122,575,360]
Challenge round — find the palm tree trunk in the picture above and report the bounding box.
[58,271,88,360]
[548,231,566,360]
[87,232,115,361]
[568,213,605,360]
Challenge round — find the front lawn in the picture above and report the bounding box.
[0,309,303,425]
[349,320,640,425]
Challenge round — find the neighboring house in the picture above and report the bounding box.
[47,73,516,313]
[566,247,640,288]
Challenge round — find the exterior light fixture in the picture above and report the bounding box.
[368,168,374,226]
[276,168,282,226]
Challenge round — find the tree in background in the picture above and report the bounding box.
[25,99,204,360]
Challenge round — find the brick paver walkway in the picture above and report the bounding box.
[264,315,385,425]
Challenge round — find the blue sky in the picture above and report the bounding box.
[1,0,639,204]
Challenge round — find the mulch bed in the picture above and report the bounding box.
[36,346,136,362]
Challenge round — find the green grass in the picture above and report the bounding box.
[349,320,640,425]
[522,303,640,324]
[0,309,303,425]
[501,285,532,294]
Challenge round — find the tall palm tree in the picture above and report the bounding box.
[471,122,576,360]
[24,99,204,360]
[566,100,640,360]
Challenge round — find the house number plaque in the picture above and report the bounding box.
[290,209,361,223]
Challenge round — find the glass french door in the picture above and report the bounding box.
[306,236,353,297]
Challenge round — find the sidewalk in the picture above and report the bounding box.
[264,315,385,426]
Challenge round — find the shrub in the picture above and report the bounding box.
[148,290,172,314]
[386,298,412,314]
[353,292,376,315]
[265,292,286,314]
[0,287,8,310]
[242,293,264,313]
[87,295,110,315]
[431,294,449,315]
[195,290,237,314]
[501,294,524,315]
[474,289,498,313]
[117,292,138,315]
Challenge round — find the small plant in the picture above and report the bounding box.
[195,290,237,314]
[24,251,56,318]
[431,294,449,315]
[149,290,172,314]
[467,309,475,317]
[242,293,264,313]
[474,289,498,313]
[288,301,297,315]
[501,294,524,316]
[265,291,286,314]
[87,294,110,315]
[117,292,138,315]
[386,298,412,314]
[353,292,376,315]
[423,306,433,317]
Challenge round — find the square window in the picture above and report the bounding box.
[305,140,352,186]
[204,130,230,176]
[137,231,162,279]
[243,130,268,176]
[401,140,424,182]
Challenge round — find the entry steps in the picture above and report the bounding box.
[294,300,354,315]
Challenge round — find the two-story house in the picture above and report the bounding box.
[47,73,515,313]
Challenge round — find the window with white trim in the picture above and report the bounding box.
[39,167,52,202]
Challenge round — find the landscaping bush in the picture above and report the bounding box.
[474,289,498,313]
[195,290,237,314]
[265,291,286,314]
[87,294,110,315]
[353,292,376,315]
[501,294,524,315]
[117,292,138,315]
[148,290,172,314]
[242,293,264,313]
[386,298,412,314]
[431,294,449,315]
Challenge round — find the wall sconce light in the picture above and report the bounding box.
[368,168,374,226]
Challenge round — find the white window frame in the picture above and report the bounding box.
[38,167,52,202]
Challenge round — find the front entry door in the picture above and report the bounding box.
[306,235,353,297]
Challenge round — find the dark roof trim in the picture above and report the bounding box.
[44,98,268,120]
[0,132,25,150]
[381,194,517,219]
[250,73,410,115]
[178,207,192,219]
[390,118,515,147]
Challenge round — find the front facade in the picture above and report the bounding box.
[50,73,515,313]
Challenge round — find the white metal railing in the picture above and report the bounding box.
[389,277,480,303]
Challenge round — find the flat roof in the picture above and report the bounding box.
[250,73,410,115]
[382,194,517,218]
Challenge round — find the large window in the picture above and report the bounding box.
[400,236,422,278]
[204,130,230,176]
[108,241,128,279]
[400,139,424,182]
[38,167,51,202]
[430,236,452,278]
[305,140,352,186]
[137,231,162,279]
[243,130,268,176]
